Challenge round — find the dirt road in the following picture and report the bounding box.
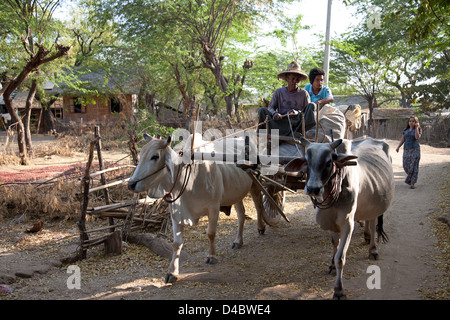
[345,140,449,299]
[0,139,448,300]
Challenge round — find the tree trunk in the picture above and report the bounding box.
[2,90,28,164]
[225,95,235,117]
[2,44,70,165]
[23,106,32,154]
[185,98,198,132]
[366,95,375,137]
[171,62,196,128]
[42,107,56,133]
[200,39,236,117]
[400,91,411,108]
[35,87,59,134]
[24,79,39,157]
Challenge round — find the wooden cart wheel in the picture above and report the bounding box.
[262,186,285,226]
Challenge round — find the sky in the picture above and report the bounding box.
[55,0,361,49]
[267,0,362,50]
[297,0,361,46]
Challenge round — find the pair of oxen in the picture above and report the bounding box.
[128,134,394,300]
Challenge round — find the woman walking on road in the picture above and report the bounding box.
[396,115,422,189]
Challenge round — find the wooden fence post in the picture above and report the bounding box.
[77,137,99,259]
[95,126,114,232]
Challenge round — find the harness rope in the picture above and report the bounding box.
[163,162,192,203]
[287,112,303,155]
[310,163,342,209]
[131,164,167,184]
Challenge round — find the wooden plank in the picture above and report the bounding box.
[94,126,115,232]
[98,212,161,221]
[87,198,155,215]
[98,211,128,219]
[88,165,136,179]
[104,230,122,255]
[87,200,135,213]
[84,223,124,234]
[87,178,130,193]
[81,235,108,248]
[258,173,296,194]
[247,171,290,223]
[78,137,100,259]
[129,217,163,224]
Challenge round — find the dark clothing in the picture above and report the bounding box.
[402,128,420,149]
[402,128,421,185]
[268,87,310,115]
[403,147,420,185]
[257,103,316,137]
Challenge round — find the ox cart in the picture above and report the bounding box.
[191,104,356,226]
[190,131,307,226]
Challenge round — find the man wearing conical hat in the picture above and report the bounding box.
[258,61,316,136]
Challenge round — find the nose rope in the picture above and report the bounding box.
[130,164,167,184]
[310,163,341,209]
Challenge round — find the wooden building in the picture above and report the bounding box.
[52,68,138,127]
[61,94,135,124]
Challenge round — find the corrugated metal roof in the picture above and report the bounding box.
[333,95,368,108]
[370,108,415,120]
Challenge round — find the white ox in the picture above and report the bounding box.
[128,134,265,283]
[286,137,394,299]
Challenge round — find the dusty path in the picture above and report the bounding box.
[0,138,448,300]
[344,140,449,299]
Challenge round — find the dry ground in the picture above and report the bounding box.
[0,135,449,301]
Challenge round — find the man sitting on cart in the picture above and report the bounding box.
[258,61,316,137]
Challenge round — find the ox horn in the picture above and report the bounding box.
[143,133,153,142]
[299,137,311,147]
[330,139,343,150]
[163,136,172,148]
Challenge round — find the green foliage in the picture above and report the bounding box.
[4,0,446,122]
[332,0,449,110]
[131,109,175,145]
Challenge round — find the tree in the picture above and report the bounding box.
[0,0,71,164]
[349,0,450,110]
[78,0,307,120]
[392,0,450,44]
[164,0,241,116]
[387,0,450,109]
[155,0,288,116]
[331,38,387,135]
